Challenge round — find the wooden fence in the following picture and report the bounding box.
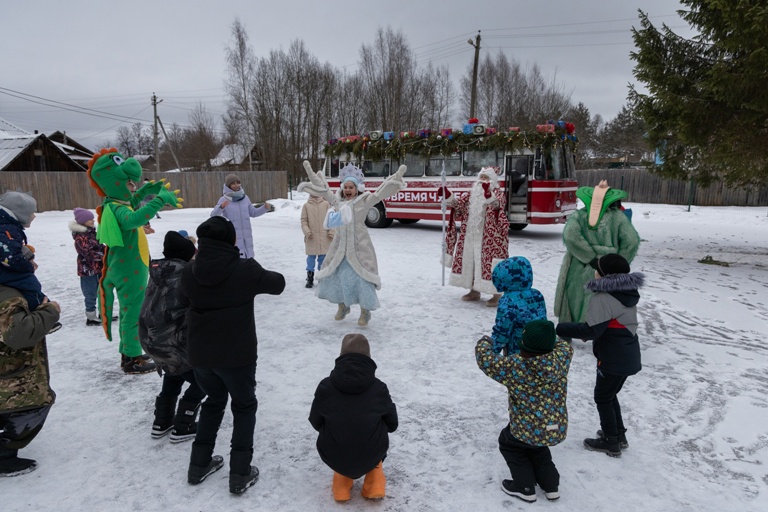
[575,168,768,207]
[0,171,288,212]
[2,168,765,210]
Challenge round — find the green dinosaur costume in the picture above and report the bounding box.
[87,148,182,357]
[554,183,640,323]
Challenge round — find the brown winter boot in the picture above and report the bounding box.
[485,294,501,307]
[361,461,386,499]
[461,289,481,301]
[332,472,354,502]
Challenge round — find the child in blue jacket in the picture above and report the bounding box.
[491,257,547,355]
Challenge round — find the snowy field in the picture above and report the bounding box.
[2,194,768,512]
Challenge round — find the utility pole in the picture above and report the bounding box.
[468,31,481,119]
[152,93,163,172]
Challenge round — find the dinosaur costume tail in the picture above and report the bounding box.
[98,246,114,341]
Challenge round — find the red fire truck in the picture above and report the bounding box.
[322,123,578,230]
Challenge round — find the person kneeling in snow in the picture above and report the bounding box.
[309,334,398,502]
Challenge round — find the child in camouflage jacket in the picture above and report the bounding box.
[476,319,572,503]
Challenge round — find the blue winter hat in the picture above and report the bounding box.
[177,230,189,238]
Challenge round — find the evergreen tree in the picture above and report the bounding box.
[629,1,768,186]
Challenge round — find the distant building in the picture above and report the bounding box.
[209,143,262,171]
[0,118,94,173]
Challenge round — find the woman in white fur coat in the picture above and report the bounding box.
[301,161,407,326]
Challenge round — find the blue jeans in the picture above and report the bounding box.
[193,363,257,453]
[80,274,99,312]
[306,254,325,272]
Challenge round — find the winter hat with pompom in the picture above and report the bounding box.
[0,191,36,227]
[73,207,94,225]
[340,333,371,358]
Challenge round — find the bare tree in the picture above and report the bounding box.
[460,52,572,129]
[224,18,259,169]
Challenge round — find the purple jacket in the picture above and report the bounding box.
[210,184,267,259]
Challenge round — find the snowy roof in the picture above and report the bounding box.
[0,136,36,168]
[210,144,248,167]
[0,117,32,139]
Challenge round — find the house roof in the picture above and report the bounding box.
[210,144,248,167]
[0,136,37,168]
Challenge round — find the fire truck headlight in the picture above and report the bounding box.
[555,199,561,208]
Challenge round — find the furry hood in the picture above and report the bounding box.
[585,272,645,293]
[69,220,90,233]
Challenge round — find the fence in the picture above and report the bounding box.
[575,168,768,207]
[0,171,288,212]
[3,168,766,210]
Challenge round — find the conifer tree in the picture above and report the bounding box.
[629,1,768,186]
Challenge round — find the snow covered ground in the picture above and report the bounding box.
[3,195,767,512]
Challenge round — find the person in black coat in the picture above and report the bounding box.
[178,216,285,494]
[309,333,398,502]
[139,231,204,443]
[556,253,644,458]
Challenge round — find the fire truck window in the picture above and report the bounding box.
[545,149,564,180]
[401,154,426,177]
[426,157,461,177]
[363,161,390,177]
[463,150,501,176]
[509,157,528,195]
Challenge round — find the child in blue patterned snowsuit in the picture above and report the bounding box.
[491,257,547,355]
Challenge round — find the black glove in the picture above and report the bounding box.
[589,258,599,271]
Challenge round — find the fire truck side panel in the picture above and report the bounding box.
[527,180,578,224]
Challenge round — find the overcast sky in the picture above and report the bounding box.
[0,0,691,147]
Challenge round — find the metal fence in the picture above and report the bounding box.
[575,168,768,206]
[0,171,288,212]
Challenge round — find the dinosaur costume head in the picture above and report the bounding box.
[576,180,628,228]
[87,148,143,203]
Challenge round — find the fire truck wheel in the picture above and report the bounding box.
[365,203,393,228]
[397,219,419,225]
[509,223,528,231]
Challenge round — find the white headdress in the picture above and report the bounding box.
[339,163,365,193]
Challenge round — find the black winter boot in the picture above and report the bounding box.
[305,271,314,288]
[584,435,622,457]
[121,354,156,374]
[188,444,224,485]
[0,449,38,477]
[170,399,200,443]
[151,395,177,439]
[597,428,629,449]
[229,450,259,494]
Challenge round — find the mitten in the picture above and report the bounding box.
[436,186,451,199]
[482,181,491,198]
[157,181,184,208]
